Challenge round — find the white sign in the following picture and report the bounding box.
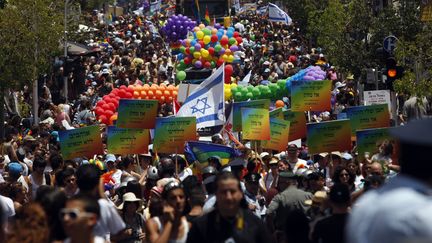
[364,90,391,112]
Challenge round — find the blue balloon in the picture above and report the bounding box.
[226,31,234,38]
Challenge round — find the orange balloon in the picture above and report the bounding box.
[143,84,150,91]
[155,90,163,98]
[159,83,167,90]
[147,91,154,97]
[166,96,173,102]
[133,91,140,98]
[275,100,285,108]
[140,90,147,97]
[159,96,166,104]
[172,91,178,98]
[163,90,171,97]
[136,84,143,92]
[167,85,175,91]
[109,114,118,125]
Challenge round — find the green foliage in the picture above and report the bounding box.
[0,0,63,88]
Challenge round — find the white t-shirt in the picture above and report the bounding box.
[111,170,122,189]
[288,159,308,173]
[93,198,126,241]
[64,235,105,243]
[0,195,15,221]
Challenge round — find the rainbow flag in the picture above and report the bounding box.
[184,141,242,166]
[205,6,210,25]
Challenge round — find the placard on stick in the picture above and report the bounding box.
[291,80,332,111]
[153,117,197,153]
[59,126,103,160]
[241,108,270,140]
[262,118,290,151]
[307,120,352,154]
[107,126,149,155]
[116,99,158,129]
[233,99,270,131]
[346,104,390,136]
[283,110,307,141]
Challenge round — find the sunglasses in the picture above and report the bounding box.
[60,208,94,220]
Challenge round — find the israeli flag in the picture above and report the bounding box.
[268,3,292,25]
[257,5,268,15]
[176,65,225,129]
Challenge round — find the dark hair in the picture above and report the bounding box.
[380,140,393,156]
[149,197,163,218]
[68,194,100,218]
[158,157,175,178]
[284,209,311,243]
[33,156,47,169]
[76,164,101,192]
[119,155,134,170]
[56,167,76,187]
[126,180,142,199]
[7,182,24,201]
[35,187,67,241]
[215,171,248,209]
[162,181,183,199]
[329,183,351,206]
[332,166,355,186]
[49,154,64,171]
[188,187,206,207]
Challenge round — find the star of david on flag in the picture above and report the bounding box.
[176,65,225,129]
[268,3,292,25]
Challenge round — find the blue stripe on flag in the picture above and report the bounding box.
[197,114,219,123]
[183,71,223,104]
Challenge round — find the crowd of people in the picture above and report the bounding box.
[1,4,432,243]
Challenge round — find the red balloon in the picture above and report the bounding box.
[208,47,215,56]
[118,89,127,98]
[108,103,116,110]
[233,32,240,38]
[97,100,106,107]
[99,115,108,124]
[125,92,133,99]
[102,103,111,111]
[108,93,116,98]
[224,64,233,76]
[236,37,243,45]
[211,35,218,43]
[185,47,190,55]
[104,110,114,118]
[184,57,191,65]
[224,75,231,84]
[220,36,229,46]
[95,107,104,116]
[216,58,224,67]
[199,41,205,47]
[112,88,119,95]
[112,99,119,107]
[204,61,211,68]
[126,87,134,94]
[120,85,127,90]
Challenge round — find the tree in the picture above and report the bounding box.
[0,0,63,139]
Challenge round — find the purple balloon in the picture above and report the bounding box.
[218,48,226,55]
[195,61,202,68]
[194,43,201,51]
[230,45,239,52]
[303,75,315,81]
[214,23,222,29]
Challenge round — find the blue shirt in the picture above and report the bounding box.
[347,175,432,243]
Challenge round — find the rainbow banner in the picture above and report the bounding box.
[154,117,197,153]
[241,108,270,140]
[270,108,284,119]
[283,110,307,141]
[356,128,399,165]
[291,80,332,111]
[117,99,158,129]
[107,126,149,155]
[262,118,290,151]
[307,120,352,154]
[233,99,270,131]
[346,104,390,136]
[59,126,103,160]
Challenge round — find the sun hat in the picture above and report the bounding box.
[117,192,142,210]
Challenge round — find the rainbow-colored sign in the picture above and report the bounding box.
[270,108,284,119]
[241,108,270,140]
[262,118,290,151]
[116,99,159,129]
[233,99,270,131]
[283,110,307,141]
[59,126,103,160]
[307,120,352,154]
[291,80,332,111]
[153,117,197,153]
[107,126,149,155]
[356,128,397,162]
[346,104,390,136]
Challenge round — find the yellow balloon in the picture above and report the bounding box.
[225,49,232,55]
[201,49,209,58]
[203,35,211,44]
[224,89,232,100]
[193,52,201,59]
[227,55,234,63]
[222,54,228,61]
[196,31,204,40]
[231,83,237,88]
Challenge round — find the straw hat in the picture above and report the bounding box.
[305,191,327,206]
[117,192,142,210]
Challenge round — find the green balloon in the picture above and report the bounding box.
[269,83,278,92]
[203,28,211,36]
[252,89,261,97]
[241,87,248,94]
[231,86,238,93]
[229,37,236,45]
[211,61,216,68]
[246,92,253,100]
[180,46,186,54]
[190,47,195,53]
[176,71,187,81]
[258,85,266,92]
[277,79,286,88]
[215,44,222,52]
[234,92,243,101]
[247,86,254,92]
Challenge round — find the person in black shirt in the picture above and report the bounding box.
[186,171,273,243]
[312,183,350,243]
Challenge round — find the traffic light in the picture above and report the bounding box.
[385,57,404,91]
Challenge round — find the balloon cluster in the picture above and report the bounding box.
[224,66,327,102]
[175,24,243,82]
[94,84,179,125]
[161,15,196,43]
